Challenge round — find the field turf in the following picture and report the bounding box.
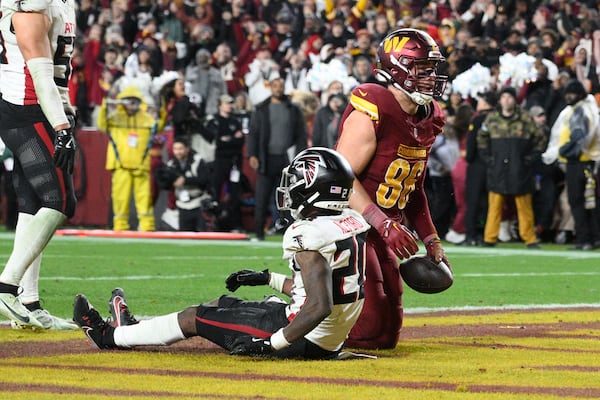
[0,233,599,399]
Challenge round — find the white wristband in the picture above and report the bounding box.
[270,328,290,350]
[268,273,286,293]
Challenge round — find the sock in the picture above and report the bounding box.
[20,254,42,305]
[0,209,65,286]
[24,301,42,312]
[0,282,19,296]
[113,312,185,348]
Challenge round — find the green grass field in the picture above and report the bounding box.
[1,232,599,399]
[0,232,598,322]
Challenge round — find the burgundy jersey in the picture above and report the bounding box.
[337,83,445,219]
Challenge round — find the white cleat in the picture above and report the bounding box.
[0,292,44,328]
[11,308,78,330]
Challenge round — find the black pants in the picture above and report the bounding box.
[254,155,289,239]
[212,158,243,230]
[425,175,456,238]
[195,295,338,359]
[465,162,488,241]
[565,162,599,245]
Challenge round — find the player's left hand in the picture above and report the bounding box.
[54,115,77,174]
[425,238,451,270]
[229,335,273,356]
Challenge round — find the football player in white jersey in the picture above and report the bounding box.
[0,0,78,330]
[73,148,371,359]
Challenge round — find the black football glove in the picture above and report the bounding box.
[54,114,77,174]
[225,269,269,292]
[229,335,273,356]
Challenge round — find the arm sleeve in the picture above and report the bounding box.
[27,57,69,129]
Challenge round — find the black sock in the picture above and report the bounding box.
[24,301,42,312]
[0,282,19,296]
[103,325,117,349]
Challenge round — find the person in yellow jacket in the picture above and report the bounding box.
[97,85,162,231]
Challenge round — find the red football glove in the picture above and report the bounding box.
[425,237,452,271]
[363,204,418,259]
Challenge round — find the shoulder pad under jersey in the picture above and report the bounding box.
[4,0,52,12]
[283,221,331,252]
[348,84,391,122]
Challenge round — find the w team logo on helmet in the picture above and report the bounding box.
[292,154,325,188]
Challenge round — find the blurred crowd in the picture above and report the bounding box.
[7,0,598,243]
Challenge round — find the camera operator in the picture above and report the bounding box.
[155,138,215,232]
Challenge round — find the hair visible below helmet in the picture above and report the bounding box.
[375,28,448,105]
[276,147,354,220]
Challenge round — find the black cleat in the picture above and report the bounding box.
[108,288,139,327]
[73,294,115,349]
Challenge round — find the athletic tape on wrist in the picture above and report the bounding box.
[268,273,286,293]
[270,328,290,350]
[26,57,69,129]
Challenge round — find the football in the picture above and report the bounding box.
[399,256,453,294]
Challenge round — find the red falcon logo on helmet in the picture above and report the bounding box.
[292,154,325,188]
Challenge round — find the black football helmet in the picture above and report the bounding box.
[276,147,354,220]
[374,28,448,105]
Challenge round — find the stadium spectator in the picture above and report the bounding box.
[543,80,600,250]
[74,148,371,360]
[247,76,307,240]
[426,122,460,240]
[312,93,347,149]
[205,95,245,232]
[282,51,311,94]
[244,47,281,106]
[446,102,475,244]
[463,91,498,246]
[529,106,560,243]
[184,49,225,116]
[477,86,547,248]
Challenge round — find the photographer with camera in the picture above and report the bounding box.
[155,137,216,232]
[98,85,162,232]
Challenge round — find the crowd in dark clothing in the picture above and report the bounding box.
[59,0,600,242]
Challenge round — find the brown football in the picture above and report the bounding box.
[399,256,453,294]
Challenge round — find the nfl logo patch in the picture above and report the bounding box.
[330,186,342,194]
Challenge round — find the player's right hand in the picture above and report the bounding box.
[225,269,270,292]
[378,219,419,259]
[362,204,418,259]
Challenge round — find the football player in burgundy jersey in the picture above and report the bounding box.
[0,0,78,330]
[336,28,452,349]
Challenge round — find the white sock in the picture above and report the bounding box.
[0,208,65,286]
[13,212,42,304]
[19,254,42,304]
[113,312,185,348]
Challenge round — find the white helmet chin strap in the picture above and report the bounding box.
[376,69,433,106]
[392,82,433,105]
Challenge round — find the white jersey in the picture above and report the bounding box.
[0,0,76,106]
[282,209,370,351]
